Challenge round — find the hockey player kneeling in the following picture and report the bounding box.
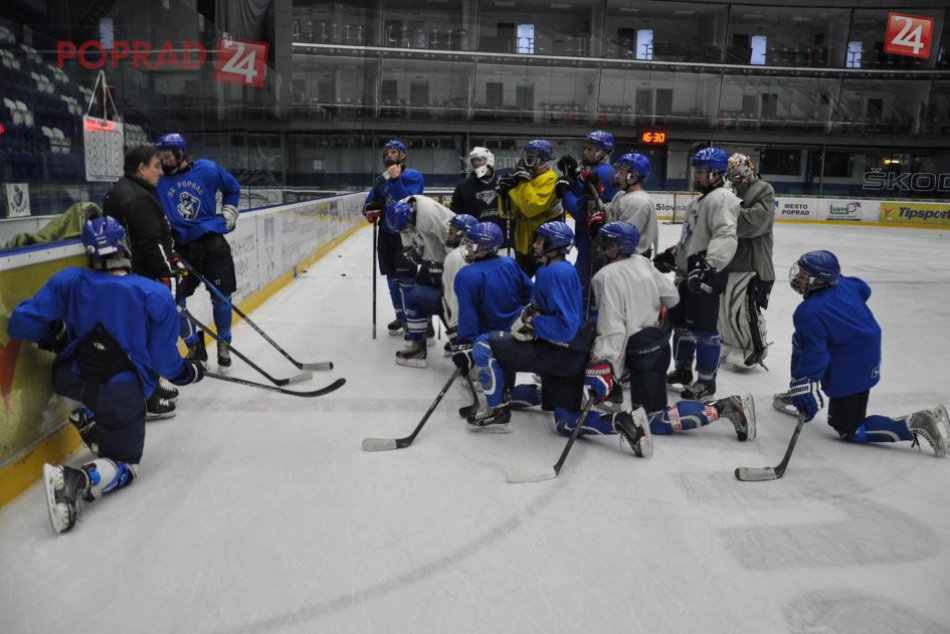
[564,222,755,448]
[8,217,204,533]
[779,250,948,457]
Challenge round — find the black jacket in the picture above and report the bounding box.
[103,175,176,280]
[451,172,501,219]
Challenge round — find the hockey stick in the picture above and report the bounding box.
[361,368,461,451]
[182,263,333,372]
[507,394,595,483]
[372,218,378,340]
[735,413,806,482]
[182,309,312,386]
[206,372,345,398]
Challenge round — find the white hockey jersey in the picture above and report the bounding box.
[674,186,739,274]
[442,246,469,330]
[607,189,658,255]
[400,195,455,264]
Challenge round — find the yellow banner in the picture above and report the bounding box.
[880,202,950,226]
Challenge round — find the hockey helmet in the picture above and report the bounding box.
[790,250,840,296]
[595,221,640,256]
[155,133,186,152]
[534,220,575,257]
[585,130,615,152]
[385,199,414,233]
[614,152,651,186]
[82,216,131,271]
[462,222,504,263]
[522,139,554,167]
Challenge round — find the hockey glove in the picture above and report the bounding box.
[403,246,423,266]
[170,359,206,386]
[218,204,239,232]
[497,175,518,196]
[584,359,613,404]
[686,255,714,295]
[38,318,68,354]
[652,246,677,274]
[556,155,580,180]
[554,177,573,199]
[511,305,539,342]
[512,168,533,183]
[580,169,604,198]
[451,341,474,374]
[587,207,606,234]
[363,199,385,223]
[789,377,823,422]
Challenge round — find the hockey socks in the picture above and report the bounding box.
[473,334,506,408]
[673,329,721,377]
[509,384,541,410]
[554,407,614,436]
[211,296,233,343]
[845,415,913,444]
[84,459,138,498]
[672,327,695,370]
[648,400,720,435]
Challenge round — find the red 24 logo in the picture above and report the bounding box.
[213,37,269,87]
[884,13,934,59]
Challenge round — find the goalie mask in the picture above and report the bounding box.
[726,153,757,192]
[469,146,495,179]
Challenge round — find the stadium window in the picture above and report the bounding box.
[750,35,766,65]
[517,24,534,54]
[636,29,653,60]
[846,41,862,68]
[760,149,802,176]
[822,151,853,178]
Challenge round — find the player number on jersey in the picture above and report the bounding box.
[213,37,270,87]
[884,13,934,59]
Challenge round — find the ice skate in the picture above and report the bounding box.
[467,404,511,433]
[908,405,949,458]
[395,340,427,368]
[217,340,232,370]
[714,393,756,441]
[146,392,176,420]
[154,379,179,402]
[186,331,208,367]
[681,378,716,400]
[772,391,798,417]
[43,463,91,534]
[387,318,405,336]
[610,408,653,458]
[666,367,692,392]
[595,381,624,414]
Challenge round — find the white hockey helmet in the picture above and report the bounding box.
[469,146,495,178]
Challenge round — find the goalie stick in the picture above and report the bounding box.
[183,309,313,386]
[507,395,595,483]
[361,368,461,451]
[182,263,333,371]
[206,372,345,398]
[735,413,806,482]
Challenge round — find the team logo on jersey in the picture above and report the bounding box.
[177,191,202,220]
[475,190,498,206]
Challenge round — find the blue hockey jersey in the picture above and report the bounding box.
[561,162,618,232]
[8,268,187,397]
[364,169,425,235]
[530,259,584,345]
[158,159,241,245]
[791,276,881,398]
[455,256,533,343]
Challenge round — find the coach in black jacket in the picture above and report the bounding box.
[104,145,178,282]
[103,144,182,419]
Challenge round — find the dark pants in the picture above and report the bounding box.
[377,229,416,279]
[490,332,587,411]
[52,362,147,464]
[177,233,237,299]
[625,325,673,415]
[755,279,774,310]
[667,272,729,333]
[828,391,870,437]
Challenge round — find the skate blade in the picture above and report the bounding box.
[395,358,427,369]
[742,393,757,441]
[145,410,177,421]
[507,467,556,483]
[467,422,511,433]
[735,466,779,481]
[43,464,68,534]
[667,383,688,393]
[361,438,398,451]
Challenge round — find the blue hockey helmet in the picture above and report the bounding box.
[534,220,575,256]
[614,152,651,185]
[450,213,478,234]
[585,130,615,153]
[690,147,729,172]
[522,139,554,166]
[155,133,187,152]
[82,216,131,270]
[790,250,840,296]
[385,199,414,233]
[383,139,407,154]
[462,221,503,262]
[596,221,640,256]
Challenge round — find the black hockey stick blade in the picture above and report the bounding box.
[735,413,806,482]
[183,309,312,386]
[361,368,461,451]
[507,395,595,484]
[206,372,345,397]
[182,263,334,372]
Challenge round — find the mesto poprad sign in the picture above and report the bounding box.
[57,38,269,86]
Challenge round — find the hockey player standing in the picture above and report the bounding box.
[385,195,455,368]
[784,250,948,457]
[154,133,242,369]
[363,140,426,337]
[464,221,587,432]
[605,152,657,256]
[720,153,775,370]
[451,147,504,235]
[575,222,754,445]
[497,140,560,278]
[653,147,739,400]
[554,130,618,299]
[103,144,181,419]
[8,217,204,533]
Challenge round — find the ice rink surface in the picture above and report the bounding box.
[2,221,950,634]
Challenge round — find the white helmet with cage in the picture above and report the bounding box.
[469,146,495,178]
